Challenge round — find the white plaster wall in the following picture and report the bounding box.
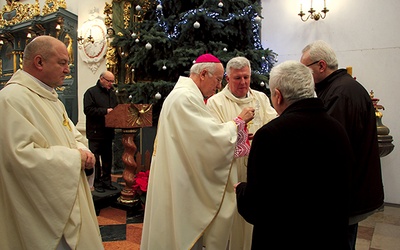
[74,0,108,133]
[261,0,400,204]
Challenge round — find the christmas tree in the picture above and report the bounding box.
[106,0,277,122]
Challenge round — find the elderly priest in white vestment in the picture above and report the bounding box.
[140,53,256,250]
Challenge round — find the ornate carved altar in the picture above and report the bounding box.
[0,0,78,123]
[103,0,152,85]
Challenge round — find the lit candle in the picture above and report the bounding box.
[311,0,313,8]
[300,4,302,11]
[89,29,92,36]
[324,0,326,8]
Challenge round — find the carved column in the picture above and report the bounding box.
[105,104,152,204]
[119,129,138,203]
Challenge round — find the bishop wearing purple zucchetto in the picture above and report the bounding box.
[140,54,256,249]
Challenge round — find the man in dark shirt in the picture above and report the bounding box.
[84,71,118,192]
[301,40,384,250]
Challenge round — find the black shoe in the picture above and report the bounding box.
[103,182,118,190]
[94,186,105,193]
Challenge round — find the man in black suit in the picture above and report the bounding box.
[235,61,353,249]
[84,71,118,192]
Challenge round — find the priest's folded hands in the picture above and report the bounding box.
[79,148,96,171]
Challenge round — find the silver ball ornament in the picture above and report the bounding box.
[145,42,152,50]
[193,21,200,29]
[155,92,162,100]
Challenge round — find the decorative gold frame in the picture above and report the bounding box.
[0,0,67,28]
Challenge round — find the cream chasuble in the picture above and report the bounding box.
[141,76,240,250]
[0,70,103,250]
[206,85,277,250]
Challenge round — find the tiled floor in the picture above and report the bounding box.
[97,203,400,249]
[97,206,143,250]
[356,204,400,250]
[93,174,143,250]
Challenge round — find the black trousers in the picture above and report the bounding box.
[88,139,113,185]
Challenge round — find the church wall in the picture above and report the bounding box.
[261,0,400,204]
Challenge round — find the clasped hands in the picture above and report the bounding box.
[79,148,96,172]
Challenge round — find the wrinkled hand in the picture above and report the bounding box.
[238,107,255,123]
[234,182,241,193]
[79,149,96,171]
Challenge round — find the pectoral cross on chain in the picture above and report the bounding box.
[63,113,72,131]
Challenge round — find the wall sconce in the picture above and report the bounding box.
[298,0,329,22]
[77,29,94,45]
[0,40,3,45]
[27,33,32,38]
[55,24,61,30]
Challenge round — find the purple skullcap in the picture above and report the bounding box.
[194,53,221,64]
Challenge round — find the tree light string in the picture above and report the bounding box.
[154,1,271,73]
